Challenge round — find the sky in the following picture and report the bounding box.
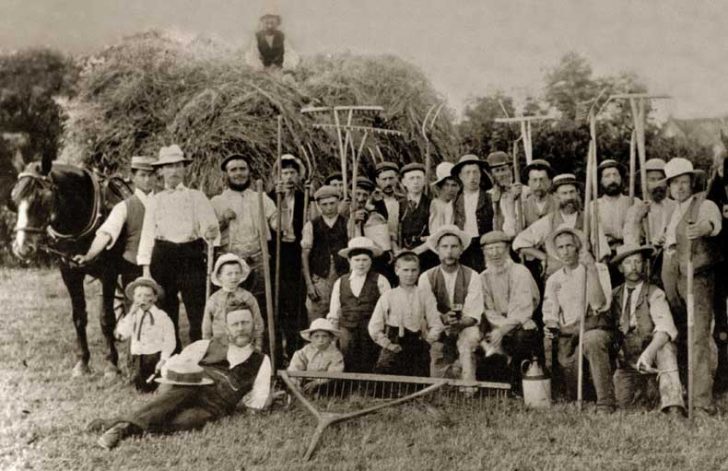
[1,0,727,119]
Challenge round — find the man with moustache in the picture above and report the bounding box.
[624,158,677,248]
[93,308,271,449]
[513,174,610,280]
[138,145,219,346]
[485,151,521,236]
[374,161,402,239]
[211,153,278,317]
[593,160,637,253]
[521,159,556,229]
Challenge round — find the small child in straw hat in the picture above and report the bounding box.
[202,253,265,350]
[288,318,344,391]
[116,277,176,392]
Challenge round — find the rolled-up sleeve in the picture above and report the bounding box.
[137,196,157,266]
[507,266,539,326]
[243,355,271,410]
[97,201,127,248]
[513,215,548,252]
[193,191,220,243]
[700,200,722,236]
[648,288,679,341]
[542,273,560,326]
[368,295,390,348]
[327,278,342,325]
[463,272,484,323]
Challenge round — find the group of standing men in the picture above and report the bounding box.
[77,140,728,416]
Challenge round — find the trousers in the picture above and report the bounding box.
[430,325,481,381]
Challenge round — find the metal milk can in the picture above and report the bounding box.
[521,358,551,408]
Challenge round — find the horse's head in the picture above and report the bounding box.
[10,162,55,259]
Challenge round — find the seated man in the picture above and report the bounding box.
[479,231,540,389]
[542,226,615,412]
[418,225,483,385]
[610,244,685,417]
[91,308,271,449]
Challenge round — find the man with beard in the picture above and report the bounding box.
[522,159,556,229]
[661,158,722,416]
[452,154,494,272]
[212,154,278,317]
[513,174,610,279]
[93,308,271,450]
[624,158,676,247]
[593,160,637,253]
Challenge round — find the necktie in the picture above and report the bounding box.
[620,288,635,334]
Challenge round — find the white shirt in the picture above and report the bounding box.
[542,263,612,328]
[137,184,220,265]
[327,271,391,323]
[211,188,277,258]
[384,196,400,237]
[115,305,176,359]
[97,189,150,249]
[664,195,722,248]
[171,340,272,410]
[463,190,480,238]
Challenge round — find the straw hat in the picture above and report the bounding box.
[338,237,383,258]
[523,159,554,178]
[661,158,697,184]
[643,158,666,173]
[611,244,654,265]
[550,173,582,193]
[280,154,307,180]
[426,224,471,253]
[545,225,588,262]
[130,156,156,172]
[153,144,190,167]
[156,358,213,386]
[597,159,626,177]
[432,162,457,187]
[211,253,251,287]
[125,277,164,301]
[451,154,489,176]
[300,318,340,341]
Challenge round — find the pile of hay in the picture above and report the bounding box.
[61,30,456,194]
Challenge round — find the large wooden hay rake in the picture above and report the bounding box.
[278,370,510,460]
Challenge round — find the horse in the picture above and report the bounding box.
[10,157,132,377]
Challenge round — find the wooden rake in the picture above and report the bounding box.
[279,370,509,460]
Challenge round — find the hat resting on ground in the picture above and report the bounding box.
[338,236,383,259]
[480,230,512,247]
[130,156,156,172]
[153,144,190,167]
[156,357,213,386]
[611,244,654,265]
[300,318,340,341]
[545,225,588,262]
[426,224,471,253]
[211,253,251,287]
[125,277,164,301]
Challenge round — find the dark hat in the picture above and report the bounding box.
[550,173,582,193]
[451,154,489,176]
[375,162,399,175]
[355,176,375,192]
[280,154,306,179]
[314,185,340,201]
[399,162,426,177]
[393,249,419,262]
[611,244,654,265]
[523,159,554,178]
[486,151,511,169]
[324,172,343,184]
[220,153,253,171]
[479,230,512,247]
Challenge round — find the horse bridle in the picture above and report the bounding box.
[13,171,55,236]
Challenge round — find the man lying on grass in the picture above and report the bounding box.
[89,308,271,450]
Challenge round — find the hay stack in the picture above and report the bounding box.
[61,30,457,194]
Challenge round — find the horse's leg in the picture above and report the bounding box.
[100,265,121,377]
[60,264,91,377]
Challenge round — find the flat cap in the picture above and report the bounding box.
[486,151,511,169]
[400,162,426,176]
[479,230,512,246]
[314,185,340,201]
[375,162,399,175]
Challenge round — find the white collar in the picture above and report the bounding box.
[134,188,150,203]
[227,343,254,368]
[624,281,644,297]
[322,214,339,226]
[349,270,370,280]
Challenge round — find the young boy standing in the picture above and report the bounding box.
[201,253,265,351]
[368,252,445,376]
[327,237,391,373]
[116,277,175,392]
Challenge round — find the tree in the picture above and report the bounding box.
[458,91,518,156]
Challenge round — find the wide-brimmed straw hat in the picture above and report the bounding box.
[661,158,697,184]
[130,156,157,172]
[432,162,458,187]
[426,224,471,253]
[153,144,190,167]
[611,244,654,265]
[451,154,489,176]
[125,277,164,301]
[338,237,383,259]
[211,253,251,287]
[545,225,588,262]
[300,318,340,341]
[156,358,213,386]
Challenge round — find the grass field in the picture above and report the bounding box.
[2,268,728,471]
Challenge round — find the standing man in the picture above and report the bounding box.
[593,159,636,253]
[374,161,401,239]
[397,163,435,269]
[211,153,277,318]
[138,145,219,346]
[74,155,157,290]
[542,226,615,412]
[244,12,300,71]
[479,231,540,389]
[269,154,307,361]
[624,158,676,247]
[452,154,494,272]
[429,162,460,233]
[301,186,349,323]
[513,173,610,279]
[610,245,685,416]
[485,151,521,236]
[418,225,483,384]
[521,159,556,229]
[660,158,722,416]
